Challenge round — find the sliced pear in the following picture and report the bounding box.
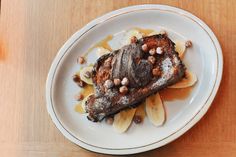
[113,108,136,133]
[175,41,186,58]
[96,47,111,57]
[168,70,197,88]
[146,93,165,126]
[80,93,94,113]
[79,66,93,85]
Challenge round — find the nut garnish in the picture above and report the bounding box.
[130,36,138,43]
[148,56,156,64]
[119,86,128,94]
[74,93,84,101]
[106,117,114,125]
[152,67,162,77]
[185,40,192,48]
[73,74,85,87]
[121,77,129,86]
[78,57,85,64]
[133,115,142,124]
[149,48,156,55]
[104,79,114,89]
[156,47,163,54]
[141,44,148,52]
[113,78,121,86]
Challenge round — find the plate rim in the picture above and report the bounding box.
[46,4,223,155]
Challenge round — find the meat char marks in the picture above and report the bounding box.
[85,34,186,122]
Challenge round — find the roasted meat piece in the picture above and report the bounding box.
[85,34,186,122]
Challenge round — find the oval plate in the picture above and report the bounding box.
[46,5,223,155]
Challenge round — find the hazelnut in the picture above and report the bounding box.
[156,47,163,54]
[104,80,114,89]
[130,36,138,43]
[106,117,114,125]
[121,77,129,86]
[119,86,128,94]
[149,48,156,55]
[152,67,162,77]
[133,115,142,124]
[160,30,167,35]
[113,78,121,86]
[141,44,148,52]
[78,57,85,64]
[84,71,91,78]
[74,93,84,101]
[185,40,192,48]
[73,75,85,87]
[148,56,156,64]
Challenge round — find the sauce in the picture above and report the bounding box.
[133,27,154,36]
[75,103,85,114]
[74,85,94,114]
[160,87,193,101]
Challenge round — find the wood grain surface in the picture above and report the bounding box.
[0,0,236,156]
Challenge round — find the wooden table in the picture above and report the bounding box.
[0,0,236,156]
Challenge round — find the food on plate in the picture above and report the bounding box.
[72,28,197,133]
[84,34,185,122]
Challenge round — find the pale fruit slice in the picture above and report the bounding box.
[80,93,94,113]
[175,41,186,58]
[122,29,143,45]
[146,93,165,126]
[168,70,197,88]
[79,66,93,85]
[96,47,111,57]
[134,102,146,120]
[113,108,136,133]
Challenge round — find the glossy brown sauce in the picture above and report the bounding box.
[160,87,193,101]
[74,85,94,113]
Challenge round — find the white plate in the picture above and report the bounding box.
[46,5,223,155]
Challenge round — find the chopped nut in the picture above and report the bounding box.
[130,36,137,43]
[73,75,85,87]
[84,71,91,78]
[74,93,84,101]
[156,47,163,54]
[78,57,85,64]
[152,67,162,77]
[104,79,114,89]
[185,40,192,48]
[121,77,129,86]
[148,56,156,64]
[141,44,148,52]
[149,48,156,55]
[173,67,178,75]
[113,78,121,86]
[119,86,128,94]
[133,115,142,124]
[106,117,114,125]
[160,30,167,35]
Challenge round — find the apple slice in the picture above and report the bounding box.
[175,41,186,58]
[168,70,197,88]
[79,66,93,85]
[113,108,136,133]
[146,93,165,126]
